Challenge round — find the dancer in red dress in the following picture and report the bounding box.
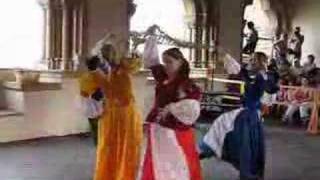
[138,36,202,180]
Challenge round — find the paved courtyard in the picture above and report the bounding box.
[1,126,320,180]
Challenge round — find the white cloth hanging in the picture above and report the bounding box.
[143,36,160,68]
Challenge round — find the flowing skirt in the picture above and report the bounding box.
[138,123,202,180]
[94,101,143,180]
[201,108,265,180]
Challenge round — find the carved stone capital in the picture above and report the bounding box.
[37,0,50,9]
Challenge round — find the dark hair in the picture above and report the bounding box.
[288,76,297,85]
[253,52,267,71]
[268,59,278,71]
[254,52,267,60]
[86,56,100,71]
[247,21,254,29]
[308,54,315,63]
[287,48,295,55]
[163,48,190,79]
[294,31,300,37]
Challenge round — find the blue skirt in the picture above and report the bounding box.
[200,108,265,180]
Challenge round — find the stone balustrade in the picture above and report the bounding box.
[0,69,208,142]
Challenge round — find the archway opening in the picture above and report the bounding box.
[243,0,277,57]
[0,0,43,69]
[130,0,193,62]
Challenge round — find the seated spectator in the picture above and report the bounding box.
[302,54,316,75]
[306,67,320,87]
[277,79,288,102]
[285,78,298,101]
[290,60,303,77]
[278,60,291,77]
[314,69,320,88]
[282,77,313,125]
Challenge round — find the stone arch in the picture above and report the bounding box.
[270,0,303,35]
[244,0,303,38]
[244,0,278,38]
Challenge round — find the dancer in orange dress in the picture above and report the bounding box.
[90,34,143,180]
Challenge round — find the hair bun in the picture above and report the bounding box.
[163,47,184,60]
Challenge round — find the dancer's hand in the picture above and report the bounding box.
[156,108,170,122]
[143,123,150,134]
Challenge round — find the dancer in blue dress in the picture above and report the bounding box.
[199,52,279,180]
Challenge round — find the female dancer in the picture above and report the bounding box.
[91,34,143,180]
[199,52,279,180]
[139,36,202,180]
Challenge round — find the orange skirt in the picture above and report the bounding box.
[94,101,142,180]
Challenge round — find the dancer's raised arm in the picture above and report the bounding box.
[143,36,160,68]
[143,36,167,83]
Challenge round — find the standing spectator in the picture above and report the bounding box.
[243,21,259,55]
[273,33,288,65]
[289,27,304,61]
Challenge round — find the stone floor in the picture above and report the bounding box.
[1,126,320,180]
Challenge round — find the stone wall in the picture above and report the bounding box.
[86,0,129,55]
[0,71,207,142]
[218,0,243,62]
[292,0,320,66]
[0,70,15,109]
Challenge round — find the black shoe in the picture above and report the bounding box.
[199,153,208,160]
[199,151,216,160]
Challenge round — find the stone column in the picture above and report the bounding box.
[72,4,79,59]
[207,26,214,67]
[204,25,212,68]
[194,24,203,68]
[202,25,207,66]
[78,0,85,56]
[71,4,79,70]
[38,0,54,69]
[75,0,87,71]
[53,2,63,70]
[42,8,47,65]
[188,26,193,62]
[184,14,195,64]
[61,0,72,70]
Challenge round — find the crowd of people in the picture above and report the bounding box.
[242,22,320,126]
